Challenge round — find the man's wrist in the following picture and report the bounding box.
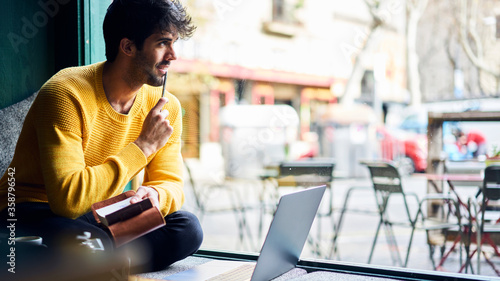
[134,140,153,158]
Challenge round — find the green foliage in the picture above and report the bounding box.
[490,145,500,158]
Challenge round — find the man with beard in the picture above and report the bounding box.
[0,0,203,273]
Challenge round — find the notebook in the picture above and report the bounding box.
[164,185,327,281]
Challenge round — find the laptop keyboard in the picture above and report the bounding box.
[206,263,256,281]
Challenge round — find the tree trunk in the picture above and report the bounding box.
[406,0,427,106]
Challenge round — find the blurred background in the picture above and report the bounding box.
[171,0,500,277]
[2,0,500,278]
[167,0,500,178]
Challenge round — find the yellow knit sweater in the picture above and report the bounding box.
[0,62,184,219]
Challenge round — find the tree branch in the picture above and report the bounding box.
[458,0,500,79]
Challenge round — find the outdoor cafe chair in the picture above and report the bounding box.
[261,160,335,257]
[330,184,377,259]
[467,164,500,275]
[184,159,256,251]
[362,161,462,268]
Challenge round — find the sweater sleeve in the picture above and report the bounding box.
[34,90,147,219]
[142,95,184,217]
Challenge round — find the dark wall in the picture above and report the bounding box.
[0,0,82,109]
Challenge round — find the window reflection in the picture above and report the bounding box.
[174,0,500,277]
[443,121,497,162]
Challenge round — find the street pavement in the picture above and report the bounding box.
[182,169,500,278]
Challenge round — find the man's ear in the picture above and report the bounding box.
[119,38,136,57]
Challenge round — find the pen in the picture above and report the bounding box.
[162,71,168,98]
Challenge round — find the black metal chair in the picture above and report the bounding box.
[468,164,500,275]
[330,183,378,260]
[362,161,461,268]
[184,159,256,250]
[263,159,335,257]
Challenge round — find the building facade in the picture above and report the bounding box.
[169,0,407,158]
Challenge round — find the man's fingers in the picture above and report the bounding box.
[130,186,160,207]
[159,109,169,120]
[130,195,142,203]
[130,187,147,203]
[152,97,168,112]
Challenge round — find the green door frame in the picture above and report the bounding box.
[79,0,108,66]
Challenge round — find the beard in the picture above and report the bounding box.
[131,50,166,87]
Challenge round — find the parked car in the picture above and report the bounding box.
[377,125,427,175]
[377,107,428,175]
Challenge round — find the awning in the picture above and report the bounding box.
[170,58,339,88]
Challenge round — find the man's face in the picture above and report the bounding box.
[131,30,178,87]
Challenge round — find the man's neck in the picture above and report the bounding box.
[102,61,142,114]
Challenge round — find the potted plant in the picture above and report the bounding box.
[485,145,500,166]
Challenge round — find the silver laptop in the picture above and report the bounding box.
[164,185,326,281]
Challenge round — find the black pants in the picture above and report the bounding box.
[0,202,203,275]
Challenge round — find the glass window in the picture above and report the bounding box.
[84,0,500,278]
[175,1,500,278]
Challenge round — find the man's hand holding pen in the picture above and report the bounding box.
[134,74,172,158]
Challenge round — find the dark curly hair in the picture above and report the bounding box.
[103,0,196,62]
